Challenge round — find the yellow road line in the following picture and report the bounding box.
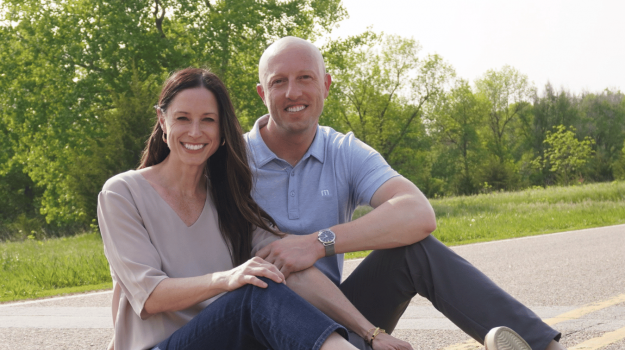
[442,293,625,350]
[544,293,625,326]
[570,325,625,350]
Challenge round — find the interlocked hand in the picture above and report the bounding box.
[255,233,321,278]
[220,256,285,291]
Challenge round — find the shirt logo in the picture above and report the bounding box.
[320,190,330,196]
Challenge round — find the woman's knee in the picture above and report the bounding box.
[246,277,291,303]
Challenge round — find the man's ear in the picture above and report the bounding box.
[323,73,332,99]
[256,83,266,105]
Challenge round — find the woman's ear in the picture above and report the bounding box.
[157,109,167,134]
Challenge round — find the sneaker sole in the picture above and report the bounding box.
[484,326,532,350]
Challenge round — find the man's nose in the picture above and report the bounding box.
[285,81,302,100]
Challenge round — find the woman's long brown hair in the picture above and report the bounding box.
[139,68,278,266]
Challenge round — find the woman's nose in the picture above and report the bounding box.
[188,121,202,137]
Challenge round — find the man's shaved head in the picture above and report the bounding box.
[258,36,326,85]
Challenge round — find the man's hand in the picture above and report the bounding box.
[371,333,414,350]
[255,233,323,278]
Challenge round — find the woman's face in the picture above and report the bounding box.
[159,87,221,168]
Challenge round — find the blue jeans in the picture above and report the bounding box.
[152,278,347,350]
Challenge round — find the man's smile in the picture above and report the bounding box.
[286,105,307,112]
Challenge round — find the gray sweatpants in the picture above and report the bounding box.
[339,235,561,350]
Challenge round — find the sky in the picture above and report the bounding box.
[326,0,624,95]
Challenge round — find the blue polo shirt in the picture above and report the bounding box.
[244,115,399,284]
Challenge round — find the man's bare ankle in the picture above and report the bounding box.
[545,339,566,350]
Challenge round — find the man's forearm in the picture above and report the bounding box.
[331,177,436,254]
[286,267,373,339]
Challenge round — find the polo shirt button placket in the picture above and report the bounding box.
[287,168,299,219]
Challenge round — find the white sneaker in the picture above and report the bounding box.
[484,327,531,350]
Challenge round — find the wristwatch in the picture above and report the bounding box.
[318,229,336,257]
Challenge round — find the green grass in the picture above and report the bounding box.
[2,181,624,301]
[345,181,625,259]
[0,233,111,302]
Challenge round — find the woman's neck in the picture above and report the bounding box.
[150,156,206,198]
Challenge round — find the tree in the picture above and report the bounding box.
[323,32,454,160]
[537,125,595,185]
[0,0,346,228]
[613,140,625,180]
[518,83,581,185]
[528,84,580,155]
[577,90,625,181]
[429,80,488,194]
[475,66,534,164]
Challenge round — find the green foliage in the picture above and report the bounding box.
[0,0,346,230]
[522,84,581,185]
[611,140,625,180]
[578,90,625,181]
[536,125,595,185]
[476,157,522,192]
[429,80,489,194]
[475,66,534,165]
[323,32,454,160]
[322,33,454,193]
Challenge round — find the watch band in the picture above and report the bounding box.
[324,242,335,257]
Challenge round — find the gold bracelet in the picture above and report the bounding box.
[367,327,386,346]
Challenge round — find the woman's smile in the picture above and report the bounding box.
[183,142,208,151]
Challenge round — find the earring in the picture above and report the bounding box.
[162,133,167,143]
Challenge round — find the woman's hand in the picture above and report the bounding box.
[371,333,414,350]
[218,256,285,291]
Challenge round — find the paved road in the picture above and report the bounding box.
[1,224,623,350]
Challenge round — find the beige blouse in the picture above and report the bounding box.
[97,170,279,350]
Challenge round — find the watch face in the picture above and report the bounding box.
[319,230,335,243]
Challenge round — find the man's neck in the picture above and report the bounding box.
[259,118,316,167]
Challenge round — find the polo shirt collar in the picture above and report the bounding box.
[248,115,325,167]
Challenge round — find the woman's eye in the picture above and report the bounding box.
[176,116,189,121]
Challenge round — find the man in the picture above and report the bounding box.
[245,36,566,350]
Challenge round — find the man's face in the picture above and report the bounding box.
[257,44,331,136]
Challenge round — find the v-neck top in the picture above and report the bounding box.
[97,170,279,350]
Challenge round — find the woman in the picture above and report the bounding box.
[97,68,389,350]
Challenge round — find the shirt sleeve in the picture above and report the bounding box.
[250,226,281,256]
[341,132,400,207]
[97,182,168,320]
